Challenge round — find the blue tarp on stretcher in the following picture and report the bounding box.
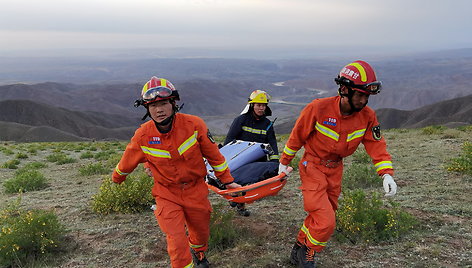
[206,140,291,204]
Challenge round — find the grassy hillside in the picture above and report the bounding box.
[0,127,471,267]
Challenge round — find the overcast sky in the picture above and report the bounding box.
[1,0,471,57]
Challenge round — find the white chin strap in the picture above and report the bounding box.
[240,104,250,115]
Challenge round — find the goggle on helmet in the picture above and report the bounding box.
[134,77,180,107]
[334,60,382,95]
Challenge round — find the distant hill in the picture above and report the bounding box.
[0,100,137,141]
[1,94,470,142]
[0,121,88,142]
[0,80,251,117]
[376,94,472,129]
[1,49,472,114]
[274,94,472,134]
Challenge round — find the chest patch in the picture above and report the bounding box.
[148,136,161,144]
[372,125,382,141]
[323,117,337,127]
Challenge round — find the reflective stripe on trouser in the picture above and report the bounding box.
[296,158,343,252]
[153,181,211,268]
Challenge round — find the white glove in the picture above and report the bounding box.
[382,174,397,197]
[278,163,289,175]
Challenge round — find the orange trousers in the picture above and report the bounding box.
[296,159,343,252]
[153,180,211,268]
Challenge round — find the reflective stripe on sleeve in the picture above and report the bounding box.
[183,261,194,268]
[178,131,198,155]
[283,145,297,156]
[374,161,393,172]
[115,165,129,176]
[347,128,366,142]
[269,154,280,160]
[211,161,228,172]
[140,146,171,158]
[315,122,339,141]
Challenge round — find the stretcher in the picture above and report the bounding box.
[206,140,292,204]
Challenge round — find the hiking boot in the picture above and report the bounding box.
[296,244,317,268]
[290,241,302,265]
[229,201,238,208]
[191,249,210,268]
[236,203,250,217]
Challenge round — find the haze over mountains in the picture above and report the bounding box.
[0,48,471,141]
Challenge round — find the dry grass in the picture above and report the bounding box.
[0,128,471,267]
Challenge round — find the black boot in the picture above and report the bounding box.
[296,244,317,268]
[191,249,210,268]
[290,241,302,265]
[236,203,250,217]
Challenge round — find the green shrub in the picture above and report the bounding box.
[1,148,14,155]
[80,151,94,159]
[1,159,20,169]
[27,147,38,154]
[46,152,76,165]
[24,162,47,169]
[4,169,48,193]
[457,125,472,132]
[0,201,66,267]
[106,153,122,169]
[351,148,370,164]
[208,203,238,251]
[93,151,115,161]
[421,125,446,135]
[445,141,472,175]
[343,163,381,190]
[15,152,28,159]
[79,163,110,176]
[91,172,154,214]
[335,190,417,244]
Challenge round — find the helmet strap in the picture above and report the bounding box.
[149,99,179,133]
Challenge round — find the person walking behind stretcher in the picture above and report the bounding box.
[112,76,241,268]
[224,90,279,216]
[278,61,398,267]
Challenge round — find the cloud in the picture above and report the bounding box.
[0,0,471,53]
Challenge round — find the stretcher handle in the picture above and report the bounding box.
[213,166,293,194]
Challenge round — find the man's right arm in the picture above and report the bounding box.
[280,102,317,166]
[112,134,146,184]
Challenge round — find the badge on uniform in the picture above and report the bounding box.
[149,136,161,144]
[323,117,337,127]
[372,125,382,141]
[207,129,215,143]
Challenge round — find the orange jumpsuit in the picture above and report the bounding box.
[112,113,234,268]
[280,96,393,252]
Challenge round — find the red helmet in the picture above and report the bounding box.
[139,76,180,106]
[335,60,381,94]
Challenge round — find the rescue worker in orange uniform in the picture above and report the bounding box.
[112,76,241,268]
[278,60,398,267]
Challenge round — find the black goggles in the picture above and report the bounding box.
[335,76,382,95]
[142,86,173,102]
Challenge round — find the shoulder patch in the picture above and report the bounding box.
[372,125,382,141]
[207,129,215,143]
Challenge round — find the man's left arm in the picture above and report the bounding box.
[363,115,397,196]
[196,119,236,186]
